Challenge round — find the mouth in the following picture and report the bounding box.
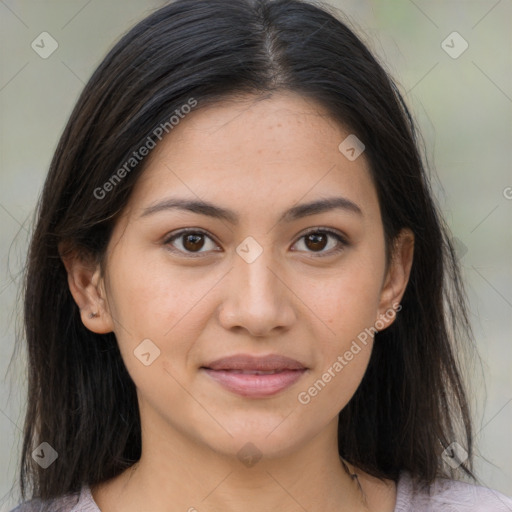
[208,369,293,374]
[200,354,308,398]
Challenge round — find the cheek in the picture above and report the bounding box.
[297,277,378,418]
[293,256,383,412]
[104,248,228,392]
[297,348,372,422]
[305,258,384,336]
[106,248,201,335]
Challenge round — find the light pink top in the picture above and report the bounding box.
[11,471,512,511]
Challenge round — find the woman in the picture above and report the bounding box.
[12,0,512,510]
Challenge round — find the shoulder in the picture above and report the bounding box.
[9,486,98,512]
[395,470,512,511]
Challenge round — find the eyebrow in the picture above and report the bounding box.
[140,196,363,224]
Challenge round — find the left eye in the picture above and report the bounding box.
[292,229,348,256]
[163,228,347,257]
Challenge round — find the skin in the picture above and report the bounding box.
[63,91,414,512]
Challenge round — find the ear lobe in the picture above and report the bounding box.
[59,245,114,334]
[376,228,414,330]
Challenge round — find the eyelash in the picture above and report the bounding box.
[163,227,348,258]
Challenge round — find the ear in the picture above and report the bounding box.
[375,228,414,330]
[59,244,114,334]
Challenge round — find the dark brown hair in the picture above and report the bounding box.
[18,0,478,502]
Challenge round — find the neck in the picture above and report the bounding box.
[92,415,369,512]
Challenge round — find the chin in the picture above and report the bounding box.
[203,418,309,461]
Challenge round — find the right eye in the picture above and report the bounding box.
[163,229,221,257]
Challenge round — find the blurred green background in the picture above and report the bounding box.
[1,0,511,507]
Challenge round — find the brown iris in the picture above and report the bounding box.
[304,232,328,252]
[182,233,205,252]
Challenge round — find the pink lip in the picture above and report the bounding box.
[201,353,308,398]
[201,368,307,397]
[203,353,306,371]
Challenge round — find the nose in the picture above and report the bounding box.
[217,249,296,338]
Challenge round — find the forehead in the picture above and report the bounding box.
[126,92,380,223]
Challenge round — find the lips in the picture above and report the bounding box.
[201,354,307,398]
[202,354,307,372]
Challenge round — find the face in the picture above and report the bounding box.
[71,92,413,462]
